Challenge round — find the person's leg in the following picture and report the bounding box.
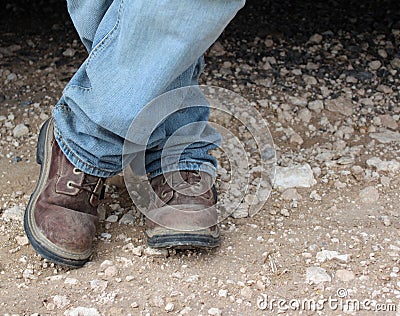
[53,0,245,178]
[25,0,246,267]
[66,0,114,52]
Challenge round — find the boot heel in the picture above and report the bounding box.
[36,119,51,165]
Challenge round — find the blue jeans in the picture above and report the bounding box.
[53,0,245,178]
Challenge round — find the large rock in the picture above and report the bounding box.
[13,124,29,137]
[369,129,400,143]
[366,157,400,172]
[287,96,307,107]
[325,97,353,116]
[274,164,316,190]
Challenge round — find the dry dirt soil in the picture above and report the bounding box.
[0,0,399,315]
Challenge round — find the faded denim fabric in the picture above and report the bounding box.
[53,0,245,178]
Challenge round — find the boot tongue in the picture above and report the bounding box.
[167,171,212,197]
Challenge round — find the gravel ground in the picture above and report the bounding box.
[1,0,400,315]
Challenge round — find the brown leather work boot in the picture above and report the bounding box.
[24,119,105,267]
[145,170,221,248]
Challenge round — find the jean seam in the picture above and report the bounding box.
[66,84,92,91]
[86,0,125,72]
[66,0,124,93]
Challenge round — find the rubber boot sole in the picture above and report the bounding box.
[146,227,221,249]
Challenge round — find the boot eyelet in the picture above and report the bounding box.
[160,191,168,198]
[67,181,76,189]
[161,178,167,185]
[73,168,82,175]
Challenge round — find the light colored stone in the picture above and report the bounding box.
[377,85,393,94]
[335,269,355,282]
[131,245,143,257]
[53,295,70,309]
[109,203,121,211]
[185,274,200,283]
[309,33,323,44]
[351,165,364,175]
[310,190,322,201]
[359,186,379,203]
[369,60,382,70]
[62,48,76,57]
[97,204,107,221]
[366,157,400,172]
[289,133,304,145]
[306,267,332,284]
[258,99,269,108]
[104,265,118,278]
[288,96,307,107]
[208,307,222,316]
[2,205,24,221]
[390,57,400,69]
[40,112,49,121]
[144,247,169,257]
[274,164,317,189]
[378,49,388,58]
[218,289,228,297]
[316,250,350,263]
[180,307,193,315]
[65,278,79,285]
[105,214,118,223]
[100,259,113,270]
[303,75,318,85]
[165,302,175,312]
[7,73,17,81]
[369,129,400,143]
[280,209,290,217]
[336,156,354,165]
[119,213,135,225]
[90,279,108,292]
[306,61,319,70]
[379,114,398,130]
[64,307,100,316]
[122,243,144,256]
[100,232,111,240]
[308,100,324,112]
[13,124,29,137]
[325,97,353,116]
[298,108,312,123]
[15,235,29,246]
[210,41,226,56]
[265,39,274,47]
[231,206,249,219]
[346,76,358,83]
[281,188,302,201]
[126,275,135,282]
